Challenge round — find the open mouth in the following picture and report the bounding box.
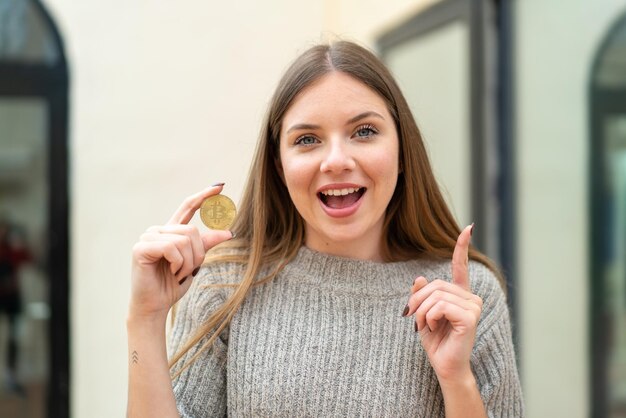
[318,187,366,209]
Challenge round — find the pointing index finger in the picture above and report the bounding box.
[451,223,474,290]
[167,183,225,226]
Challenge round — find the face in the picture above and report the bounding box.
[278,71,400,261]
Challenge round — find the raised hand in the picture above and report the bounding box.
[403,224,483,382]
[129,184,233,320]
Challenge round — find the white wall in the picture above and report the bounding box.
[516,1,626,417]
[44,1,327,416]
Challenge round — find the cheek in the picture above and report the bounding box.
[280,155,317,200]
[366,148,399,190]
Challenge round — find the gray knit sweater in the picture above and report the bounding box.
[169,246,524,417]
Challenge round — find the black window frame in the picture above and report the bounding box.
[0,1,70,416]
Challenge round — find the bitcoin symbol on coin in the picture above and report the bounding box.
[200,194,236,230]
[207,202,226,220]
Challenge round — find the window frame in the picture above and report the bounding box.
[377,0,518,332]
[0,1,70,416]
[589,11,626,414]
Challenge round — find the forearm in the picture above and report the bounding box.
[439,371,487,418]
[127,314,179,418]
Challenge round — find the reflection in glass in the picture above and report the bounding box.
[0,0,60,65]
[603,116,626,416]
[0,98,48,418]
[384,22,471,228]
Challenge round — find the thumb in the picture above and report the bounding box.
[200,230,235,252]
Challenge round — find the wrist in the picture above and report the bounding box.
[437,369,487,418]
[127,309,168,328]
[437,368,477,393]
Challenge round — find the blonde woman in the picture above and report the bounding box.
[127,41,524,417]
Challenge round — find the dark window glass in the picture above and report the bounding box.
[0,1,69,417]
[591,10,626,417]
[0,0,60,65]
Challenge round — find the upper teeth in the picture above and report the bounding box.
[321,187,361,196]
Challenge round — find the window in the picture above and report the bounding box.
[590,9,626,417]
[0,1,69,417]
[377,0,517,314]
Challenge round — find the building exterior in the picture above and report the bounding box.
[0,0,625,416]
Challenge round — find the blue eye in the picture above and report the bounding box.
[295,135,318,146]
[354,124,378,138]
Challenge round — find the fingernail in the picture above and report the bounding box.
[175,267,182,276]
[230,231,237,239]
[414,322,419,333]
[179,276,190,285]
[402,305,409,317]
[470,223,475,236]
[192,267,200,277]
[211,182,225,187]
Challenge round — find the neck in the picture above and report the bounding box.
[304,235,384,262]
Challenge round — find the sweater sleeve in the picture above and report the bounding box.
[168,265,230,418]
[469,263,525,418]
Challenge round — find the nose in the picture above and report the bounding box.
[320,139,356,173]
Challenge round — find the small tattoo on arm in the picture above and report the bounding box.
[132,350,139,364]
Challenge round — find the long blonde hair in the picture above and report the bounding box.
[169,40,504,377]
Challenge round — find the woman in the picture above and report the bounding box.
[0,221,31,395]
[127,41,524,417]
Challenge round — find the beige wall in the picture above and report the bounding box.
[330,0,439,46]
[516,1,625,417]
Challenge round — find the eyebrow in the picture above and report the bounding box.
[285,111,386,135]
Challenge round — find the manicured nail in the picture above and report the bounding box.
[470,223,475,236]
[414,322,419,333]
[402,305,409,317]
[211,182,225,187]
[179,276,190,285]
[175,266,182,276]
[230,231,236,239]
[192,267,200,277]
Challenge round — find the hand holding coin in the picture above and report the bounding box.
[129,183,234,320]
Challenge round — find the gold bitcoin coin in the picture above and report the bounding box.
[200,194,236,230]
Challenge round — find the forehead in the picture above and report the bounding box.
[282,72,390,127]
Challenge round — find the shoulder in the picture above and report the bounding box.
[177,258,245,323]
[467,261,506,305]
[195,258,245,286]
[465,261,511,340]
